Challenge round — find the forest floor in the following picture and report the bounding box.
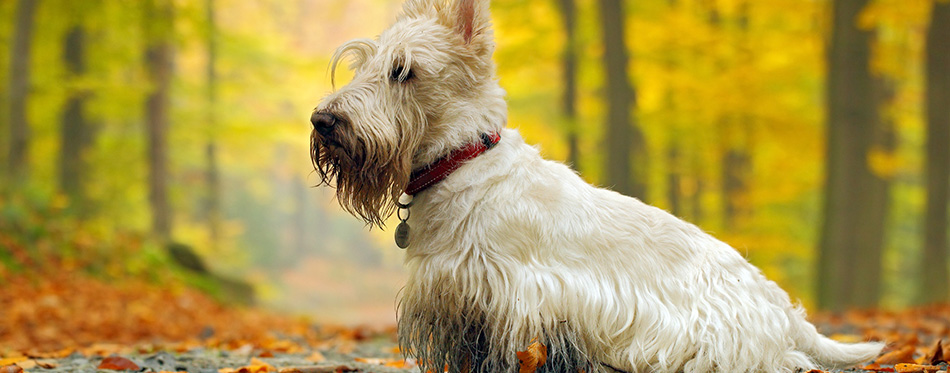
[2,273,950,373]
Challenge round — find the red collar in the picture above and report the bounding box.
[404,132,501,196]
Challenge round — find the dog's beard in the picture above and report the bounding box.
[310,129,410,227]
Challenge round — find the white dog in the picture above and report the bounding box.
[309,0,884,371]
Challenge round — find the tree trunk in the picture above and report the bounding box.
[206,143,221,245]
[721,4,754,231]
[817,0,877,311]
[145,0,174,241]
[662,0,687,219]
[722,146,751,230]
[598,0,647,200]
[850,75,896,307]
[7,0,39,183]
[59,25,94,211]
[693,175,705,223]
[920,0,950,304]
[555,0,580,169]
[205,0,222,248]
[667,146,682,216]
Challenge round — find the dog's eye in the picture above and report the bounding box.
[390,65,414,83]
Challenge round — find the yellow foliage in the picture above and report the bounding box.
[868,147,902,179]
[2,0,937,320]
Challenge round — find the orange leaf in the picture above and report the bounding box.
[13,361,35,370]
[921,339,945,365]
[35,359,58,369]
[97,356,141,371]
[235,365,272,373]
[894,363,940,372]
[0,365,23,373]
[877,345,917,365]
[384,359,414,368]
[306,351,327,363]
[353,357,384,364]
[0,359,25,367]
[250,357,276,371]
[516,339,548,373]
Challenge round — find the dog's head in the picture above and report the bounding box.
[311,0,506,226]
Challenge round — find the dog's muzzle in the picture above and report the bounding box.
[311,111,340,137]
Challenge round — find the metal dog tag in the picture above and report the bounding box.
[395,221,410,249]
[394,193,413,249]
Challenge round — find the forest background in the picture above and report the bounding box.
[1,0,949,326]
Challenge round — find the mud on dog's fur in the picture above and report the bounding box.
[310,0,884,371]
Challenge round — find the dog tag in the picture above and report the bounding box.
[395,221,410,249]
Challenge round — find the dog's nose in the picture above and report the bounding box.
[311,112,338,135]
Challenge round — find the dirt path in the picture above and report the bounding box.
[3,338,949,373]
[2,337,415,373]
[3,275,950,373]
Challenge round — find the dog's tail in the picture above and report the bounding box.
[791,307,884,370]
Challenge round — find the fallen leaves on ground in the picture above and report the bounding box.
[0,272,386,358]
[7,271,950,372]
[0,357,56,372]
[875,346,918,365]
[0,272,404,372]
[813,305,950,372]
[894,363,942,372]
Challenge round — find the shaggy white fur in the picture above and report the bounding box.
[310,0,884,371]
[398,129,883,372]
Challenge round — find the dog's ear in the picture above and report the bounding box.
[402,0,494,54]
[452,0,491,46]
[402,0,437,18]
